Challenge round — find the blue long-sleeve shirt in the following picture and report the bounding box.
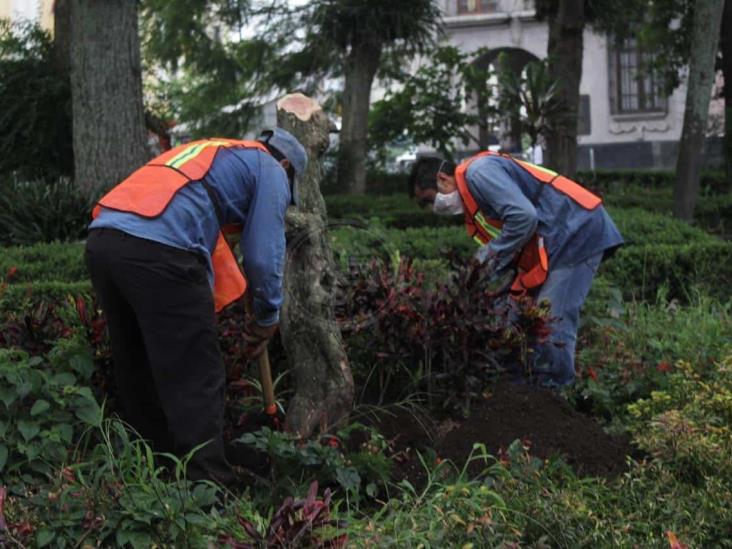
[89,147,290,326]
[466,155,623,271]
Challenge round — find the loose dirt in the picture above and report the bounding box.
[368,382,633,484]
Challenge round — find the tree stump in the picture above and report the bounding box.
[276,93,354,438]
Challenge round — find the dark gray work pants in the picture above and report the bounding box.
[85,228,235,486]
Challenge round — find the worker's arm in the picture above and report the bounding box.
[467,158,538,272]
[239,160,291,327]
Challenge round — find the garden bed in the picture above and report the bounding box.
[364,382,633,486]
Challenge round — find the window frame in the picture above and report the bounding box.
[456,0,499,15]
[608,37,667,116]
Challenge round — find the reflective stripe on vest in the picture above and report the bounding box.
[92,138,271,312]
[454,151,601,293]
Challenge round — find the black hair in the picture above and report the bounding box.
[407,156,456,197]
[260,141,296,182]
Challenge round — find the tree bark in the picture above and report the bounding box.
[721,0,732,181]
[336,42,382,195]
[674,0,726,221]
[545,0,584,177]
[70,0,148,193]
[53,0,71,77]
[277,94,354,438]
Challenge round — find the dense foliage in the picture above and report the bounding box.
[337,257,550,411]
[0,20,72,181]
[0,164,730,546]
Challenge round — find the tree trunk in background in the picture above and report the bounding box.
[277,94,354,438]
[721,0,732,182]
[53,0,71,77]
[674,0,726,221]
[336,43,382,194]
[70,0,148,193]
[545,0,584,177]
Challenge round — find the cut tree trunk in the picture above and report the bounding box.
[545,0,584,177]
[70,0,148,193]
[336,42,382,195]
[721,0,732,181]
[674,0,726,221]
[277,94,354,438]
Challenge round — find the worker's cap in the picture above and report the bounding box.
[258,128,308,206]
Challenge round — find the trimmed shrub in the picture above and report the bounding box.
[576,170,730,195]
[601,240,732,301]
[0,242,86,284]
[325,191,731,235]
[339,169,731,198]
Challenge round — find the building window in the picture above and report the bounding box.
[577,95,591,136]
[457,0,499,14]
[610,38,666,114]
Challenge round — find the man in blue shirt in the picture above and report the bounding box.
[409,154,623,387]
[85,129,307,486]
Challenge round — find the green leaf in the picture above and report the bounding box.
[335,466,361,492]
[0,387,16,408]
[0,419,7,438]
[0,444,8,472]
[69,351,95,380]
[116,529,153,549]
[36,528,55,547]
[53,372,76,386]
[17,419,40,441]
[75,402,102,427]
[30,399,51,416]
[56,423,73,444]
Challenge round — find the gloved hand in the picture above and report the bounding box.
[243,321,278,360]
[475,253,515,297]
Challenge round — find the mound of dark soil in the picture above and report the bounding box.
[368,383,633,484]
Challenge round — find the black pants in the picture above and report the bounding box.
[85,228,235,486]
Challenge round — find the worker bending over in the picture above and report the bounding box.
[85,129,307,485]
[410,153,623,387]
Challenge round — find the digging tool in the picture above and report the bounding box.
[223,230,281,428]
[243,298,279,425]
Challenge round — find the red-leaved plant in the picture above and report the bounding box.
[220,481,347,548]
[336,257,552,413]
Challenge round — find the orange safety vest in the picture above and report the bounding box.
[454,151,602,295]
[92,138,271,312]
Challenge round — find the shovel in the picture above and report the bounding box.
[242,298,281,430]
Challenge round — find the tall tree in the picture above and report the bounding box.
[143,0,441,194]
[368,45,497,159]
[673,0,726,221]
[313,0,442,194]
[70,0,148,193]
[538,0,585,177]
[721,0,732,180]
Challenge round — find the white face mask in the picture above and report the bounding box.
[432,190,465,216]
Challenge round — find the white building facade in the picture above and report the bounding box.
[442,0,722,170]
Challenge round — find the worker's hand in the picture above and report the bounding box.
[243,322,278,360]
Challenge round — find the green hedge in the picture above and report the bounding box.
[576,170,729,194]
[0,281,92,315]
[0,242,86,284]
[339,169,731,197]
[325,191,731,235]
[0,206,727,304]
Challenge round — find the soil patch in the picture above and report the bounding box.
[368,383,633,484]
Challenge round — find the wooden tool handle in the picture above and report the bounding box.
[243,297,277,416]
[258,348,277,416]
